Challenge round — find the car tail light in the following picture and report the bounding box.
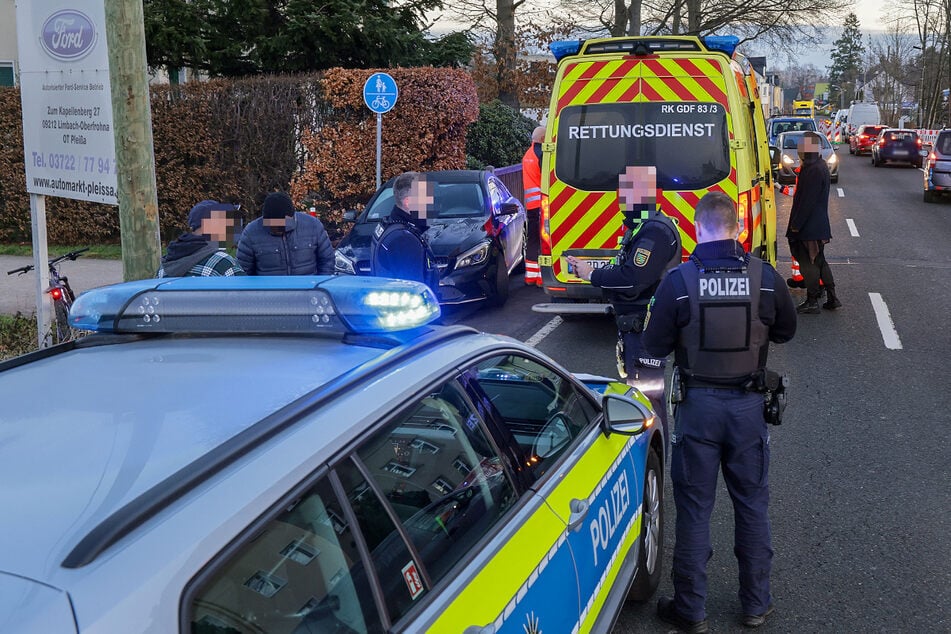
[737,190,751,249]
[929,152,937,168]
[540,194,552,254]
[917,138,923,148]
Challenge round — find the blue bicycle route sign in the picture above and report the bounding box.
[363,72,398,114]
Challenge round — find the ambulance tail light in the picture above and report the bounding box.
[737,191,751,249]
[540,194,552,255]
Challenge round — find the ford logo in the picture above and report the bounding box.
[40,10,97,62]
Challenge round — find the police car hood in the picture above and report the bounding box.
[0,573,76,633]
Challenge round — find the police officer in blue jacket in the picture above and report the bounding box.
[568,165,681,446]
[642,191,796,633]
[370,171,439,291]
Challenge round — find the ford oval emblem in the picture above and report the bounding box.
[40,10,97,62]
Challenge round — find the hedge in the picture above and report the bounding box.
[0,67,479,246]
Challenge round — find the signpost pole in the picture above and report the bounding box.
[29,194,52,348]
[376,113,382,189]
[104,0,162,281]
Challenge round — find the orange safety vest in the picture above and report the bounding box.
[521,144,541,210]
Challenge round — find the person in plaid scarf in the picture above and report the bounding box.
[158,200,245,278]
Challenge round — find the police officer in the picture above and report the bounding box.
[370,171,439,291]
[641,191,796,632]
[567,165,681,443]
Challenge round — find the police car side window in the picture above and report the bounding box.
[345,381,517,618]
[188,477,384,634]
[473,355,596,480]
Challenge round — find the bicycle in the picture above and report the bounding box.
[7,247,89,344]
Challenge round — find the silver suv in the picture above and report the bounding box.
[0,275,664,633]
[924,129,951,203]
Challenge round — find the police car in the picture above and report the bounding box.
[0,276,665,633]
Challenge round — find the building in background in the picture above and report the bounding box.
[0,0,16,86]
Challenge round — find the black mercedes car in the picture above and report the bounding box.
[334,170,527,306]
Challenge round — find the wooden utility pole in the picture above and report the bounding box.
[104,0,161,281]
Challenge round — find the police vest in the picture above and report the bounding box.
[677,254,771,383]
[612,213,682,306]
[370,220,439,290]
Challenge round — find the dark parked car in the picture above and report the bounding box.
[871,128,923,168]
[334,170,527,306]
[849,124,887,155]
[923,128,951,202]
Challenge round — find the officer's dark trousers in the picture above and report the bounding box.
[789,239,834,300]
[622,329,668,446]
[670,388,773,621]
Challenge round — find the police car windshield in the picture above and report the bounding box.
[555,102,730,191]
[364,183,487,222]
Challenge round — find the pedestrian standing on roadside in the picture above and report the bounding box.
[521,125,546,286]
[642,191,796,633]
[236,192,335,276]
[783,131,841,313]
[158,200,245,277]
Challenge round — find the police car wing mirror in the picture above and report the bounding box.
[343,210,358,222]
[601,393,653,436]
[497,202,521,217]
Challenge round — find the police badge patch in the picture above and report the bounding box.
[633,247,651,267]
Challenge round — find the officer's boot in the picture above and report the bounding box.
[796,297,821,314]
[822,286,842,310]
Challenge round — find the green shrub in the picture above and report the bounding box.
[0,314,37,361]
[465,100,537,170]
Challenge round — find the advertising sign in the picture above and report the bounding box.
[16,0,118,205]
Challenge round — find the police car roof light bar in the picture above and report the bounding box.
[68,276,441,335]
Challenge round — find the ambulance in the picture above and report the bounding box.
[536,35,778,309]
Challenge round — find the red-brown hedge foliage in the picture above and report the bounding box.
[0,67,477,246]
[290,67,479,238]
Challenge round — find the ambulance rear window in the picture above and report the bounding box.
[555,102,730,191]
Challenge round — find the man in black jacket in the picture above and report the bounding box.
[370,172,439,291]
[786,132,841,313]
[237,192,335,276]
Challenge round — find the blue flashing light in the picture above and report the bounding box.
[702,35,739,57]
[550,40,582,61]
[69,276,440,335]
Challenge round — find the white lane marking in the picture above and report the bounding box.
[869,293,903,350]
[847,219,859,237]
[525,316,563,347]
[837,187,845,197]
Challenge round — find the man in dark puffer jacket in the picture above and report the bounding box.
[237,192,335,276]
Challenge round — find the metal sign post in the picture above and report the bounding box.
[363,72,398,188]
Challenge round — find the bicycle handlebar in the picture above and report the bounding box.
[6,247,89,275]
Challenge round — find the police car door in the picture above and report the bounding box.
[467,353,645,632]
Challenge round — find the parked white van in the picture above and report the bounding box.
[845,102,881,142]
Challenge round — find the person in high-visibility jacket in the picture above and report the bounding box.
[521,126,545,286]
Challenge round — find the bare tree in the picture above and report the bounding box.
[560,0,848,51]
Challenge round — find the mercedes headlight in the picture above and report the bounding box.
[827,153,838,166]
[334,249,356,275]
[782,154,795,166]
[456,241,491,269]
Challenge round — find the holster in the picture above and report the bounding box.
[616,312,644,333]
[745,369,790,425]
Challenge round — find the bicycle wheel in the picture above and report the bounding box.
[54,300,76,344]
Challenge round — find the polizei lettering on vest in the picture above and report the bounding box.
[589,469,631,567]
[699,276,750,298]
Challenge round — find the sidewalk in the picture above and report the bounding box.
[0,255,124,316]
